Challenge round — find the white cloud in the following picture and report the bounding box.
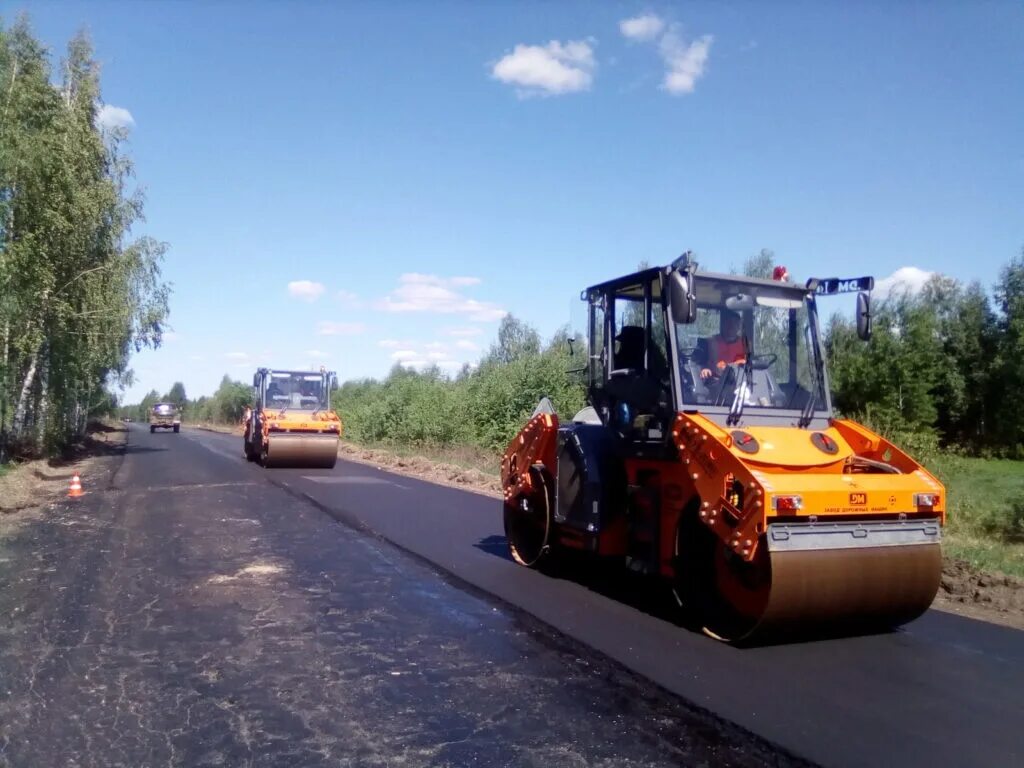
[317,321,366,336]
[96,104,135,130]
[660,29,713,94]
[189,355,206,362]
[378,339,408,349]
[288,280,326,302]
[447,327,484,337]
[622,17,713,96]
[400,273,481,287]
[470,306,506,322]
[225,351,258,369]
[620,14,666,42]
[162,331,181,342]
[378,274,506,323]
[875,267,934,298]
[400,359,463,372]
[384,337,479,370]
[491,39,596,96]
[304,349,329,358]
[337,289,361,306]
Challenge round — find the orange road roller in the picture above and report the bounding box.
[243,367,342,469]
[501,254,944,643]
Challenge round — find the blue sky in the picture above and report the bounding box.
[15,1,1024,401]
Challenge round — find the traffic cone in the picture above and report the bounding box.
[68,474,83,498]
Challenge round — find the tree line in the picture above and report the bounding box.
[0,18,169,458]
[827,250,1024,458]
[8,16,1017,463]
[327,250,1024,458]
[128,248,1024,461]
[123,322,586,455]
[333,323,584,453]
[121,376,250,425]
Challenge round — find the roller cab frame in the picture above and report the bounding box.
[243,367,342,469]
[501,254,945,643]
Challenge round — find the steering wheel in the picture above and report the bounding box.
[750,353,777,371]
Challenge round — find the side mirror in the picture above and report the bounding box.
[856,292,872,341]
[252,374,260,388]
[330,374,339,392]
[668,271,697,324]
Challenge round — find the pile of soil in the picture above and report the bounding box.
[935,559,1024,630]
[191,421,243,435]
[338,443,500,498]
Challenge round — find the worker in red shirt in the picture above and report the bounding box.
[700,310,746,380]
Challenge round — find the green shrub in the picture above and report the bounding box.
[979,498,1024,543]
[332,321,585,455]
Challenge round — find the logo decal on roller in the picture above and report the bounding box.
[849,492,867,506]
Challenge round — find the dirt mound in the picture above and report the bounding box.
[191,422,243,435]
[337,442,501,498]
[935,558,1024,630]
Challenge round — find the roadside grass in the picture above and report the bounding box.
[931,454,1024,578]
[944,536,1024,578]
[0,421,127,519]
[346,441,500,477]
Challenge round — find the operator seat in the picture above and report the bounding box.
[679,337,711,405]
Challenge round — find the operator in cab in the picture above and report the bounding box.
[700,309,745,380]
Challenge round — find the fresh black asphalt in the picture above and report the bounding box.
[0,425,806,767]
[185,427,1023,768]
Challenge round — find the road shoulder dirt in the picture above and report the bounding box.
[0,422,126,534]
[933,559,1024,630]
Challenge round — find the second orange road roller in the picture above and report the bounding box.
[501,253,945,643]
[243,367,342,469]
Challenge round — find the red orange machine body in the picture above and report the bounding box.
[500,256,945,642]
